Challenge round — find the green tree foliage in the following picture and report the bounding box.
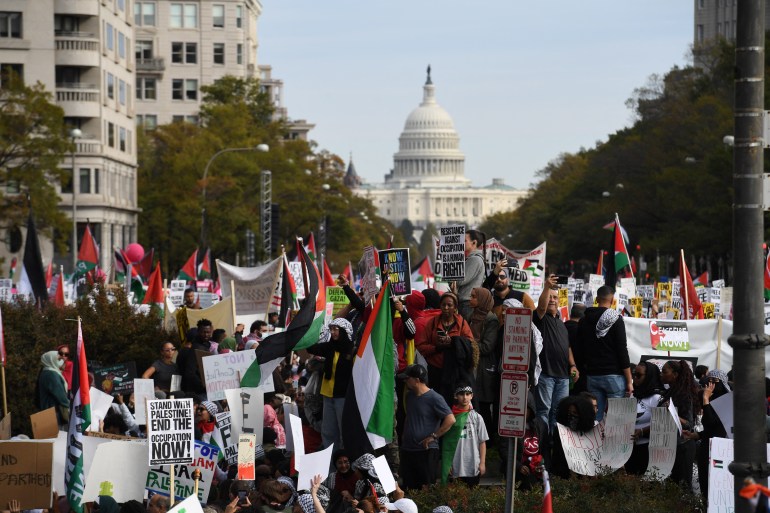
[138,75,400,276]
[4,286,166,434]
[480,40,744,275]
[0,76,72,248]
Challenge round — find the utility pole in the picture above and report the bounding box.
[728,1,769,511]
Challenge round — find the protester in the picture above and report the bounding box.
[57,343,73,390]
[659,360,698,491]
[454,229,487,319]
[141,342,179,395]
[415,292,476,404]
[694,369,730,498]
[184,288,201,309]
[177,318,214,400]
[481,259,536,319]
[323,449,358,498]
[264,402,287,448]
[306,317,355,449]
[443,384,488,486]
[466,287,498,434]
[626,361,664,475]
[516,392,549,489]
[146,494,169,513]
[196,400,218,443]
[549,395,597,479]
[36,350,70,426]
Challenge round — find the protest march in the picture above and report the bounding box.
[0,215,767,513]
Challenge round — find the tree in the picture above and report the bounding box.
[0,75,72,248]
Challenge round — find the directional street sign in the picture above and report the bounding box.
[498,371,529,437]
[501,307,531,372]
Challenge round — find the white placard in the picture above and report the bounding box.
[147,398,194,465]
[709,392,734,440]
[202,351,258,401]
[238,433,257,480]
[241,387,265,444]
[645,407,677,479]
[372,455,396,494]
[289,413,304,471]
[667,400,683,435]
[599,398,636,469]
[83,441,149,502]
[133,378,156,424]
[288,261,306,300]
[170,375,182,393]
[214,411,238,465]
[87,387,117,433]
[224,388,244,442]
[297,444,334,493]
[168,493,204,513]
[439,225,465,280]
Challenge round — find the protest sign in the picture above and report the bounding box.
[224,389,243,442]
[0,413,11,440]
[93,362,137,395]
[326,286,350,317]
[645,407,678,479]
[378,248,411,295]
[556,423,602,476]
[707,438,770,513]
[599,398,635,469]
[238,433,257,480]
[288,413,304,471]
[202,351,258,401]
[187,298,235,336]
[288,261,306,300]
[168,494,204,513]
[88,386,119,433]
[297,444,334,494]
[710,392,734,439]
[240,387,265,444]
[30,408,58,440]
[438,225,465,280]
[324,302,334,326]
[147,398,194,466]
[0,441,53,509]
[83,441,148,502]
[146,440,219,504]
[133,378,156,424]
[361,246,379,303]
[214,412,238,465]
[170,375,182,393]
[216,258,282,315]
[372,455,397,494]
[649,320,690,351]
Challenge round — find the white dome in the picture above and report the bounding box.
[403,87,456,131]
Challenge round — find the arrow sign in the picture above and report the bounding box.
[502,307,531,371]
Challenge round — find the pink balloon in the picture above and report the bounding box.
[125,243,145,263]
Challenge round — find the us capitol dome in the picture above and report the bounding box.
[351,67,527,232]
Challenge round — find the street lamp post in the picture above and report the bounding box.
[200,144,269,249]
[70,128,82,272]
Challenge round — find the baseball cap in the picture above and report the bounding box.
[397,364,428,382]
[386,498,418,513]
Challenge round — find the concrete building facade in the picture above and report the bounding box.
[1,0,139,273]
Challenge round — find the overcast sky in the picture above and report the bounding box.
[258,1,693,190]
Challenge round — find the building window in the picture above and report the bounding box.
[172,79,198,100]
[106,72,114,99]
[106,22,114,50]
[118,79,126,105]
[136,77,156,100]
[107,122,115,147]
[94,169,100,194]
[170,3,197,28]
[117,0,125,11]
[171,42,197,64]
[236,43,243,64]
[61,169,73,194]
[698,0,705,7]
[213,43,225,64]
[0,63,23,87]
[212,5,225,28]
[136,40,153,61]
[172,115,198,124]
[697,24,704,43]
[119,127,127,151]
[137,114,158,130]
[118,32,126,58]
[79,168,91,194]
[0,12,22,38]
[55,15,79,33]
[134,2,156,26]
[236,6,242,28]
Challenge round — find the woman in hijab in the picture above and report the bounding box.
[626,361,664,475]
[37,350,70,426]
[307,317,355,449]
[659,360,699,490]
[264,402,287,449]
[695,369,730,497]
[347,454,389,507]
[468,287,498,431]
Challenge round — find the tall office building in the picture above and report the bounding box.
[693,0,770,45]
[1,0,138,273]
[134,0,263,128]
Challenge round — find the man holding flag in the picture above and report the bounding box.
[65,319,91,513]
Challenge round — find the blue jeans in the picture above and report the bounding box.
[587,374,626,421]
[321,396,345,449]
[535,374,569,433]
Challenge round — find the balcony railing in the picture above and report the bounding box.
[136,58,165,72]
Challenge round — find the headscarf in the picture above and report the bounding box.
[200,401,219,419]
[319,317,354,344]
[276,476,297,507]
[263,404,286,447]
[318,317,354,380]
[296,486,330,513]
[40,351,66,385]
[468,287,493,341]
[433,507,454,513]
[219,337,237,351]
[633,361,664,400]
[352,453,378,478]
[707,369,732,392]
[96,496,119,513]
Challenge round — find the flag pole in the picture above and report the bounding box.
[680,249,690,320]
[267,255,282,322]
[230,280,238,331]
[1,366,6,417]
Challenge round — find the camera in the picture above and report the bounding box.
[555,275,569,285]
[237,490,248,506]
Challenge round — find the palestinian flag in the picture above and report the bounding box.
[45,261,53,289]
[441,408,470,483]
[695,271,709,288]
[65,319,91,513]
[136,248,155,281]
[75,224,99,278]
[198,248,211,280]
[679,250,704,320]
[305,233,317,262]
[596,250,604,276]
[178,249,198,282]
[341,280,395,458]
[411,256,434,291]
[8,257,16,281]
[278,254,299,328]
[17,210,48,304]
[241,239,324,386]
[323,259,336,288]
[606,213,632,287]
[542,469,553,513]
[53,272,65,307]
[143,262,164,306]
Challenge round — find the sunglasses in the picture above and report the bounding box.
[59,351,70,357]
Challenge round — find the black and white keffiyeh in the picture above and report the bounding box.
[596,308,620,338]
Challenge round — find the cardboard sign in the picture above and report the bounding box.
[0,413,11,440]
[83,441,149,502]
[147,398,194,465]
[93,362,137,395]
[645,407,677,480]
[438,225,465,280]
[146,440,219,504]
[202,351,258,401]
[378,248,411,296]
[238,433,257,480]
[0,441,54,509]
[30,408,59,440]
[598,398,635,469]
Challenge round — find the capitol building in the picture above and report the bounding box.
[350,69,528,231]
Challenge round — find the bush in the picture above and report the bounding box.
[408,473,704,513]
[3,285,171,435]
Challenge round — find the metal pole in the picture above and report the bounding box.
[71,143,77,273]
[728,1,769,510]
